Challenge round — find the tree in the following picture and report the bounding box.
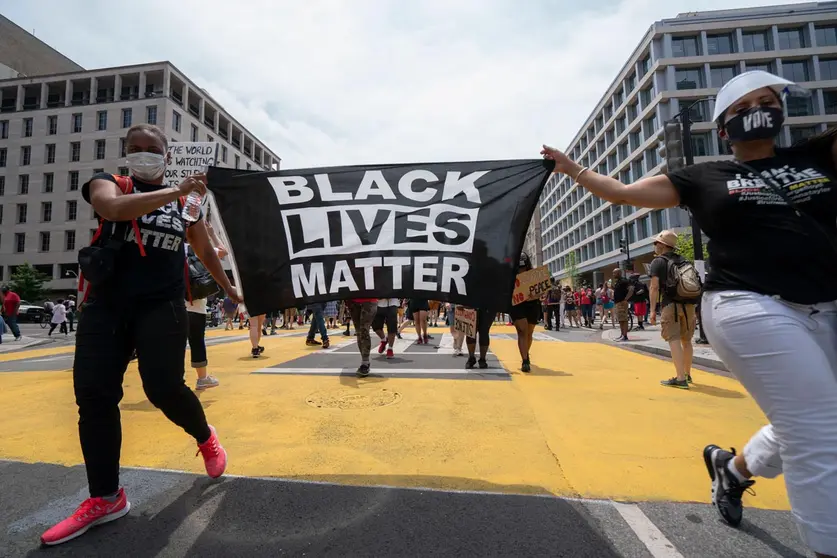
[8,263,50,302]
[675,232,709,263]
[565,250,581,288]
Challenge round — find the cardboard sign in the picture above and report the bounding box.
[512,266,551,306]
[453,306,477,338]
[164,142,219,188]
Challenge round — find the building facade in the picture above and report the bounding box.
[0,60,281,295]
[540,2,837,286]
[522,205,543,268]
[0,14,83,79]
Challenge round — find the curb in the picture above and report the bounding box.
[0,337,53,354]
[624,342,727,371]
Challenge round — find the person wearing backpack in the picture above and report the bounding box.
[648,230,702,390]
[41,124,242,547]
[628,274,649,330]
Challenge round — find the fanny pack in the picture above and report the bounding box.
[186,245,219,300]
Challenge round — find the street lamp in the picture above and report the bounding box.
[65,270,78,278]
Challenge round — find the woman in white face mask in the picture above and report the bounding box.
[541,71,837,558]
[41,124,243,547]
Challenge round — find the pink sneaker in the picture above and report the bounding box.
[40,488,130,546]
[377,340,387,354]
[197,425,227,478]
[386,348,394,359]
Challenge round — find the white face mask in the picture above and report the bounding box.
[126,152,166,181]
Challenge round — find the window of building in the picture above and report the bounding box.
[745,61,775,74]
[235,154,240,169]
[0,176,4,196]
[672,36,700,57]
[824,90,837,114]
[172,110,181,132]
[629,131,641,152]
[67,200,78,221]
[69,171,79,191]
[790,126,818,145]
[119,166,129,176]
[221,145,227,163]
[819,58,837,80]
[675,68,704,90]
[45,143,55,164]
[706,33,735,55]
[96,110,107,131]
[122,108,132,128]
[47,115,58,135]
[20,146,31,166]
[191,124,198,142]
[787,96,813,117]
[710,65,738,88]
[147,105,157,125]
[0,148,6,167]
[742,30,770,52]
[782,60,810,82]
[690,132,711,157]
[23,117,33,137]
[15,233,25,253]
[816,25,837,47]
[778,27,806,50]
[645,147,659,170]
[40,231,50,252]
[70,141,81,162]
[43,172,54,193]
[95,139,106,160]
[651,210,664,234]
[17,203,27,224]
[65,230,76,251]
[631,159,644,180]
[0,119,8,139]
[72,113,83,133]
[18,174,29,195]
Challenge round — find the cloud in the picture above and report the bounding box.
[0,0,813,167]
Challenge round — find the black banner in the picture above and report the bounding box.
[207,160,553,316]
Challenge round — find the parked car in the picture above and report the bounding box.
[17,301,46,323]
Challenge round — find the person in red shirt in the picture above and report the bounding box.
[1,286,22,340]
[580,287,593,327]
[349,298,378,377]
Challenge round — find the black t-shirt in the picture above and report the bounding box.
[82,173,200,303]
[649,252,683,306]
[667,133,837,305]
[613,278,631,303]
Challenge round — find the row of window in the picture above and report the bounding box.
[0,107,156,140]
[0,200,86,226]
[1,229,85,254]
[0,171,104,197]
[675,58,837,93]
[671,25,837,59]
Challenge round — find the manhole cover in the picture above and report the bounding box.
[306,388,402,410]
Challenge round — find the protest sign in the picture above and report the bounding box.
[512,266,551,305]
[453,306,477,338]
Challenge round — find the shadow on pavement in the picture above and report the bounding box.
[7,462,622,558]
[688,383,746,399]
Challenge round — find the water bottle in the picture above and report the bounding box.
[182,191,203,223]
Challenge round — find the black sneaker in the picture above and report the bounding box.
[660,377,689,389]
[687,374,693,384]
[478,359,488,369]
[356,364,370,378]
[703,445,756,527]
[258,346,265,354]
[521,359,531,373]
[465,356,476,370]
[306,339,322,346]
[251,347,260,358]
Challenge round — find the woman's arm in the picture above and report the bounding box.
[88,174,207,222]
[186,220,242,302]
[540,145,681,209]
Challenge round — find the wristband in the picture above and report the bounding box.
[573,166,589,182]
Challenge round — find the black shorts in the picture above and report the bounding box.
[409,299,430,312]
[371,306,398,333]
[508,300,540,325]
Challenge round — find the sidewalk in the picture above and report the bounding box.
[0,336,51,354]
[601,324,726,371]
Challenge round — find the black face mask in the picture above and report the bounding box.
[723,106,784,142]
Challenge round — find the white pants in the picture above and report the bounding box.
[703,290,837,556]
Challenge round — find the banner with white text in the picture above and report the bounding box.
[207,160,553,315]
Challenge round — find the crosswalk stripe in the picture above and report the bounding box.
[253,367,510,379]
[612,502,685,558]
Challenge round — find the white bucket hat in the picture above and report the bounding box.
[712,70,808,122]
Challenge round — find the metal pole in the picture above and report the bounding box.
[679,109,709,344]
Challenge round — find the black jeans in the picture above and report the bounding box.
[466,308,494,348]
[48,322,68,335]
[73,298,211,497]
[187,311,208,367]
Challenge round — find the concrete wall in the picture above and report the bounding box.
[0,15,83,76]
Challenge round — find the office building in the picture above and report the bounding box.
[523,207,543,268]
[540,2,837,287]
[0,42,281,295]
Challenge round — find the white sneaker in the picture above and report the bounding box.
[196,376,220,390]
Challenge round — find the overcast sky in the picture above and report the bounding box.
[0,1,812,168]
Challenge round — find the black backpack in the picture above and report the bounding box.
[628,276,648,302]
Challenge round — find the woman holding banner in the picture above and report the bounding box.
[509,253,540,373]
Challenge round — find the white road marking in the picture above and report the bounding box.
[254,367,508,377]
[612,502,685,558]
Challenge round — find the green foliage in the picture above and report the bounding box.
[8,263,50,303]
[676,232,709,262]
[565,250,581,288]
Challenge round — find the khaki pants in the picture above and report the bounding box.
[660,303,696,342]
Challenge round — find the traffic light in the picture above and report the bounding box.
[657,121,685,174]
[619,238,627,253]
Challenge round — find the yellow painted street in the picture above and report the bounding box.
[0,325,787,511]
